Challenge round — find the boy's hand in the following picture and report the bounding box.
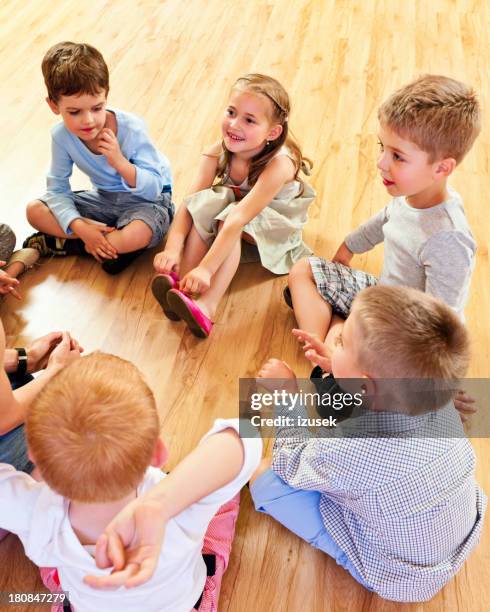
[0,265,21,300]
[454,389,478,423]
[46,331,83,374]
[84,498,167,590]
[180,265,211,294]
[257,358,298,393]
[332,241,353,267]
[154,249,181,275]
[73,221,118,261]
[292,328,332,372]
[97,128,125,169]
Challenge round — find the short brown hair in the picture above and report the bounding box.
[42,41,109,102]
[352,286,470,412]
[27,352,159,502]
[378,75,481,164]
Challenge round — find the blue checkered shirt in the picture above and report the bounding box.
[272,402,486,602]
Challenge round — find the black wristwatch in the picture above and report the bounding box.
[15,347,28,376]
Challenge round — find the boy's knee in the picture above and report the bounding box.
[26,200,47,224]
[289,257,313,285]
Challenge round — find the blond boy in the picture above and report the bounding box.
[288,75,481,366]
[251,286,486,602]
[0,353,261,612]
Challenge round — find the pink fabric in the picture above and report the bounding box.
[39,567,67,612]
[39,492,241,612]
[195,492,241,611]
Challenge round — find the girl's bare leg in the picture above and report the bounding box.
[179,225,210,276]
[195,238,241,319]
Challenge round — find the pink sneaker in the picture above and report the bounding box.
[151,272,181,321]
[166,289,213,338]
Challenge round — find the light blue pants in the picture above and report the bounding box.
[250,468,371,589]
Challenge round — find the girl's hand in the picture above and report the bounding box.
[180,266,211,294]
[46,332,83,374]
[25,331,64,373]
[292,328,332,372]
[97,128,125,169]
[153,249,181,275]
[332,242,353,267]
[0,266,21,300]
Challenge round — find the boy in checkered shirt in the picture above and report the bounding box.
[251,285,486,602]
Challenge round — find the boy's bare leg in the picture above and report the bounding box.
[106,220,152,254]
[289,258,333,341]
[324,315,345,354]
[26,200,75,239]
[178,225,210,276]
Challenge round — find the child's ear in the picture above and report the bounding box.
[267,124,283,142]
[360,376,379,411]
[150,437,168,468]
[46,97,60,115]
[434,157,456,178]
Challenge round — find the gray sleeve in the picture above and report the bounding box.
[344,205,390,253]
[421,231,476,313]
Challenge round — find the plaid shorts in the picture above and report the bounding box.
[309,257,378,318]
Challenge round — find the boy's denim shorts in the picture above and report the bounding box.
[0,425,34,473]
[41,189,175,249]
[250,467,372,590]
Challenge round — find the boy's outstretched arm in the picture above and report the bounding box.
[84,427,251,590]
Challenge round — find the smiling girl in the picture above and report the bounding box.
[152,74,315,338]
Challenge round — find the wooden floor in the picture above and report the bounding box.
[0,1,489,610]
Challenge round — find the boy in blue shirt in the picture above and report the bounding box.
[24,42,174,274]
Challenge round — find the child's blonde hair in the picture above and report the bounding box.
[352,286,470,412]
[27,352,159,503]
[42,41,109,102]
[217,73,312,190]
[378,75,481,164]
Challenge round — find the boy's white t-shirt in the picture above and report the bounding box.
[0,419,262,612]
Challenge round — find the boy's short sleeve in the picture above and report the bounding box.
[173,419,262,534]
[344,203,391,253]
[0,464,41,535]
[421,230,476,316]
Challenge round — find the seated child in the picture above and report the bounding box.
[0,352,262,611]
[152,73,314,338]
[0,223,39,299]
[251,285,486,602]
[287,75,481,368]
[24,42,174,275]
